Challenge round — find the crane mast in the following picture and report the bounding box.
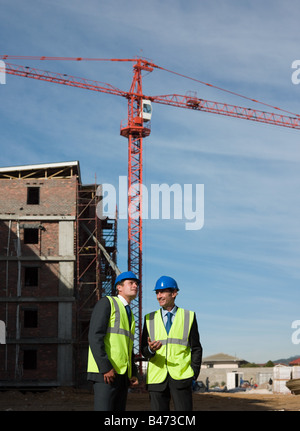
[120,59,153,352]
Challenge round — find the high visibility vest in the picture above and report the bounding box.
[87,296,135,378]
[146,308,194,384]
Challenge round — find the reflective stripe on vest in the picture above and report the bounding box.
[147,308,191,347]
[106,297,134,342]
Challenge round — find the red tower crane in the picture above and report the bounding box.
[1,56,300,355]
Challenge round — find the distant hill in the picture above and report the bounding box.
[273,355,300,365]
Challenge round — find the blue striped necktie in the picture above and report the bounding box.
[165,312,172,334]
[125,304,132,327]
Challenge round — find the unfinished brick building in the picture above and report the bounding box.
[0,161,117,388]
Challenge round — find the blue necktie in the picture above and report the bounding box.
[125,305,132,327]
[165,312,172,334]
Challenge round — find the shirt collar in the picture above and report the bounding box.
[161,305,178,317]
[117,294,129,307]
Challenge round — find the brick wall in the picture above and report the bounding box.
[0,176,77,385]
[0,177,77,217]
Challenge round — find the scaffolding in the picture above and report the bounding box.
[75,182,117,385]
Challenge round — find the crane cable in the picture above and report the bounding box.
[154,64,300,118]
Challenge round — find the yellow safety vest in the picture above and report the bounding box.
[87,296,135,378]
[146,308,194,384]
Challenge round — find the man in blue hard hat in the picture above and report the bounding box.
[141,275,202,411]
[87,271,140,410]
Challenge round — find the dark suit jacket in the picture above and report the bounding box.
[141,308,202,390]
[87,296,137,383]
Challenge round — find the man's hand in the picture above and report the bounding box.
[148,337,162,352]
[129,376,139,388]
[103,368,116,384]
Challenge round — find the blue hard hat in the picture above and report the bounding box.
[114,271,141,288]
[154,276,179,291]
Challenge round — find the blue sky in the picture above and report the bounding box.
[1,0,300,363]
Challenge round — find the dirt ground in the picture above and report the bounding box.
[0,387,299,411]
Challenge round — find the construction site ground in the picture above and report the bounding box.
[0,386,299,411]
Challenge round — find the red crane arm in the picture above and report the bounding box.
[5,62,300,130]
[150,93,300,130]
[5,62,128,98]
